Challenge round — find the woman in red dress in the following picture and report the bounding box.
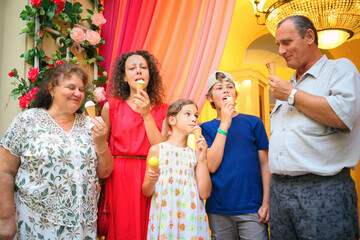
[101,50,169,240]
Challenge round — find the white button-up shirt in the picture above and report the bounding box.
[269,55,360,176]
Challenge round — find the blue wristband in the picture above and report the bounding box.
[217,128,228,136]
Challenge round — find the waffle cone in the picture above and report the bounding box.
[193,128,202,140]
[266,62,276,75]
[136,83,146,94]
[86,105,96,119]
[150,165,158,172]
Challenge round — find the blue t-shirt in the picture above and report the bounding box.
[201,113,269,215]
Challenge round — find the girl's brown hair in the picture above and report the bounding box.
[166,99,198,130]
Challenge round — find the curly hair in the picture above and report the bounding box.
[111,50,165,104]
[32,63,89,113]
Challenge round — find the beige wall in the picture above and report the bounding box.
[0,0,95,138]
[0,0,27,138]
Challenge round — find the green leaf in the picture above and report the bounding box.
[69,163,74,169]
[46,10,55,20]
[18,178,26,186]
[41,188,49,197]
[95,55,105,62]
[25,222,31,232]
[71,2,83,14]
[71,184,76,196]
[45,162,53,168]
[17,221,23,230]
[56,226,65,237]
[82,184,87,195]
[41,0,52,10]
[67,212,75,217]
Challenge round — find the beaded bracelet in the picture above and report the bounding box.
[96,143,108,154]
[217,128,228,136]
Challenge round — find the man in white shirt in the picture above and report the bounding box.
[268,15,360,239]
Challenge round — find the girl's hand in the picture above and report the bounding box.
[258,204,269,223]
[195,135,208,162]
[147,168,160,183]
[133,89,151,117]
[90,117,108,148]
[220,101,236,130]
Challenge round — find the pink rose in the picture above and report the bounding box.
[86,30,101,45]
[91,13,107,27]
[94,87,106,102]
[70,27,86,44]
[27,67,39,82]
[56,60,66,66]
[8,71,15,77]
[31,0,42,7]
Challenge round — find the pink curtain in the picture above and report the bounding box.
[99,0,235,109]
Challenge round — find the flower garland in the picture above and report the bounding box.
[8,0,107,110]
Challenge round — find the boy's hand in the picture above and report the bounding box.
[258,204,269,223]
[220,101,236,130]
[148,168,160,183]
[195,135,208,162]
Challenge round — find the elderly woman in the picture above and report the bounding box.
[0,64,113,239]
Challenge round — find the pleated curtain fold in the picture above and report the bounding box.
[99,0,235,109]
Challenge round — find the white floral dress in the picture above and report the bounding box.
[147,142,210,240]
[0,108,99,240]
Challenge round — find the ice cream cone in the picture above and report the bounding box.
[136,80,146,94]
[149,156,159,172]
[193,126,202,140]
[266,62,276,75]
[85,101,96,119]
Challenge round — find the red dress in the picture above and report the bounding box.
[105,98,168,240]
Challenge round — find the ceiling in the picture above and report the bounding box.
[220,0,360,71]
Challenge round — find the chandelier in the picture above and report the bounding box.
[254,0,360,49]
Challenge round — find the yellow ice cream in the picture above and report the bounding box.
[149,156,159,172]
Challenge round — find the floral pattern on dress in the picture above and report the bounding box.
[147,142,210,240]
[0,108,98,239]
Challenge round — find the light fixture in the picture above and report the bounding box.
[254,0,360,49]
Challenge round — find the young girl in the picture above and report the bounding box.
[142,99,212,240]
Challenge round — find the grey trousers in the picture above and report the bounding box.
[270,169,359,240]
[208,213,269,240]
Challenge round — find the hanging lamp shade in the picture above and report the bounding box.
[261,0,360,49]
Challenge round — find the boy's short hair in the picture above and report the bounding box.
[207,71,235,92]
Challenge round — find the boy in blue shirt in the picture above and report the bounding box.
[201,71,270,240]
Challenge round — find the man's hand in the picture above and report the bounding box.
[268,75,294,101]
